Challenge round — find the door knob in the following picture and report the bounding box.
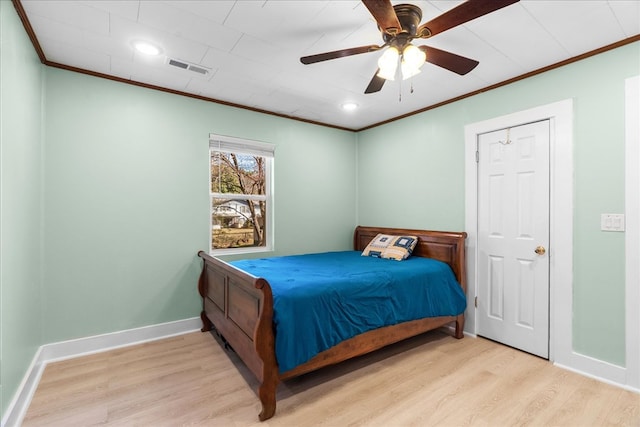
[534,246,546,255]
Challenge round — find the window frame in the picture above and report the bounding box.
[209,133,274,255]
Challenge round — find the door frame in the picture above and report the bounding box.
[625,75,640,390]
[464,99,574,365]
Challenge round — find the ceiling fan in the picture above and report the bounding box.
[300,0,520,94]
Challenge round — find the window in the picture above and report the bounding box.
[209,134,274,253]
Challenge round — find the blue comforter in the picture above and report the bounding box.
[230,251,466,373]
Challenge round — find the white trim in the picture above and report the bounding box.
[555,351,637,393]
[1,347,46,427]
[625,75,640,390]
[1,317,201,427]
[464,99,574,365]
[40,317,201,363]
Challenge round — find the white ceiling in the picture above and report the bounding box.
[17,0,640,130]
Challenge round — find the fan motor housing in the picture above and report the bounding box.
[382,3,423,42]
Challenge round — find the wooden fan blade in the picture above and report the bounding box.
[417,0,519,38]
[300,45,381,64]
[362,0,402,36]
[364,69,386,94]
[419,46,479,75]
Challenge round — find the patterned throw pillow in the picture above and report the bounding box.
[361,234,419,261]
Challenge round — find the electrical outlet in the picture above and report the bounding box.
[601,214,625,232]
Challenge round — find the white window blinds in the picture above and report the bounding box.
[209,134,275,158]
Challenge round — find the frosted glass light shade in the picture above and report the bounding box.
[401,44,426,80]
[377,47,399,81]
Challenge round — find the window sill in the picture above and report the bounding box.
[210,246,273,257]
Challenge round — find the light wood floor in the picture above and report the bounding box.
[23,330,639,426]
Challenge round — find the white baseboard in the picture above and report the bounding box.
[554,350,640,394]
[40,317,201,363]
[1,317,201,427]
[1,347,47,427]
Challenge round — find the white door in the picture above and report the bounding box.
[477,120,550,358]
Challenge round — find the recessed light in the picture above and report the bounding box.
[341,102,358,111]
[133,41,162,56]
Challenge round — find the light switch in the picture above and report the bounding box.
[601,214,625,231]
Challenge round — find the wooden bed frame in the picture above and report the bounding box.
[197,226,467,421]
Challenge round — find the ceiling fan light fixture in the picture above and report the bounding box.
[377,47,399,81]
[299,0,518,94]
[401,60,421,80]
[400,44,426,80]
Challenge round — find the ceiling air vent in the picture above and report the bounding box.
[168,59,188,69]
[188,65,208,75]
[166,58,211,76]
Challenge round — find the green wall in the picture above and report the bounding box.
[41,68,357,344]
[357,42,639,366]
[0,1,44,418]
[356,104,467,230]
